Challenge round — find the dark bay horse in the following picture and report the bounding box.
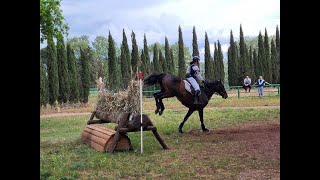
[143,72,228,133]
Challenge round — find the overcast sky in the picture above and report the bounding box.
[58,0,280,59]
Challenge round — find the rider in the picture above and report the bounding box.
[186,55,205,105]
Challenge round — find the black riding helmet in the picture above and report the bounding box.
[190,55,200,64]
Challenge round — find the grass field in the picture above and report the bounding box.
[40,95,280,179]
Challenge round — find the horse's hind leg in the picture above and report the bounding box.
[198,108,209,132]
[158,99,165,116]
[178,109,194,133]
[153,92,161,114]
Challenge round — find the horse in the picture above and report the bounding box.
[143,72,228,133]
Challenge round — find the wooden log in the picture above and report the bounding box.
[81,125,132,152]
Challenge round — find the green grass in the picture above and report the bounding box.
[40,108,280,179]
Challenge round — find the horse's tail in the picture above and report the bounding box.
[143,72,166,86]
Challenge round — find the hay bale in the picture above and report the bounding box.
[95,77,141,123]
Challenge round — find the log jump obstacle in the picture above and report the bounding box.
[82,111,169,153]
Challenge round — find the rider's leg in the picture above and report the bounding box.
[187,77,201,104]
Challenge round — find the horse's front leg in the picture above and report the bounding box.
[178,109,194,133]
[198,108,209,132]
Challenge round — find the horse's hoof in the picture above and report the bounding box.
[155,109,159,114]
[159,111,163,116]
[202,128,210,132]
[179,129,183,133]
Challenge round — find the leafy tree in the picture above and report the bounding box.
[159,49,166,73]
[40,0,69,43]
[178,25,185,78]
[66,43,79,103]
[56,33,70,104]
[92,36,108,79]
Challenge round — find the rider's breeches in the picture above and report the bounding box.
[187,77,200,91]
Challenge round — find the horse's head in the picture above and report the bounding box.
[206,80,228,99]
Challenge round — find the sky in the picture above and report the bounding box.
[56,0,280,60]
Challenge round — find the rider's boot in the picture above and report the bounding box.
[193,90,201,105]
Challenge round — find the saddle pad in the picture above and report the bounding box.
[183,80,194,95]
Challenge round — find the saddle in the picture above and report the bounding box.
[183,79,195,95]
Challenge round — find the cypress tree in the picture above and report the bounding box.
[257,31,264,77]
[40,55,49,107]
[169,48,175,75]
[143,33,151,75]
[178,25,185,78]
[213,42,218,80]
[217,40,225,83]
[192,26,200,57]
[271,39,279,83]
[108,31,120,91]
[204,32,213,81]
[264,28,272,82]
[56,33,70,104]
[47,36,59,106]
[79,47,90,103]
[249,46,256,79]
[253,49,258,79]
[227,30,238,86]
[239,24,248,82]
[67,43,79,103]
[153,44,160,73]
[120,29,131,88]
[164,37,171,73]
[131,31,139,73]
[276,25,280,83]
[140,49,147,78]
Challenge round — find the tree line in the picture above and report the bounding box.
[228,25,280,86]
[40,24,280,108]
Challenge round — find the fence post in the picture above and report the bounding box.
[277,85,280,95]
[237,88,240,99]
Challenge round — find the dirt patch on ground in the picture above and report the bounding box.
[186,119,280,179]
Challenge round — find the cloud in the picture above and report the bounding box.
[48,0,280,57]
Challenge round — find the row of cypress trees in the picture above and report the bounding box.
[40,33,90,108]
[228,25,280,85]
[40,25,280,108]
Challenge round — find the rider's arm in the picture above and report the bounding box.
[192,65,204,81]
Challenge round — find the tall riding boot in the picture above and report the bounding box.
[193,90,201,105]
